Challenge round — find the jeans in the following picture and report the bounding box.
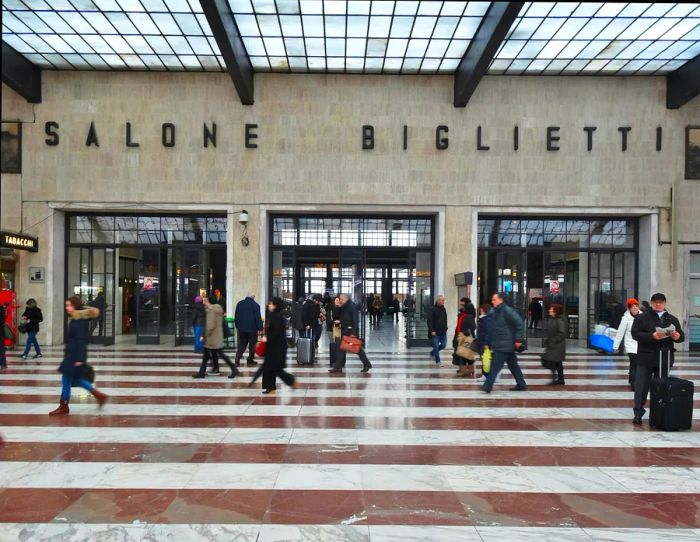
[22,330,42,357]
[61,373,93,402]
[193,325,204,353]
[483,351,527,391]
[431,333,447,363]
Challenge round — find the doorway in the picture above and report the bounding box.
[269,215,435,347]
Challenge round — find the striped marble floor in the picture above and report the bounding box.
[0,344,698,542]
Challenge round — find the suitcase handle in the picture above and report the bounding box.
[659,350,670,376]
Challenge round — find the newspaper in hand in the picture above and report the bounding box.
[655,324,676,336]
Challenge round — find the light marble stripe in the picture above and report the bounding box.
[4,426,700,448]
[2,402,685,420]
[1,462,698,493]
[0,385,643,399]
[3,524,699,542]
[2,374,695,386]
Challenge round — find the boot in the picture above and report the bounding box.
[90,388,108,409]
[49,400,70,416]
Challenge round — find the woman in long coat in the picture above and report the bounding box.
[261,297,298,395]
[49,296,107,415]
[542,303,567,386]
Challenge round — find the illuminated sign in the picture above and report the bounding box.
[0,231,38,252]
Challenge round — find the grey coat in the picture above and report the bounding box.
[489,303,525,353]
[204,303,224,349]
[542,315,567,363]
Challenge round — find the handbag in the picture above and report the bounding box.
[73,363,95,386]
[481,346,492,373]
[340,335,363,354]
[332,323,341,340]
[255,340,266,357]
[18,323,27,334]
[455,333,477,360]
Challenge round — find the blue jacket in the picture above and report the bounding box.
[489,303,525,353]
[234,297,263,333]
[476,312,493,353]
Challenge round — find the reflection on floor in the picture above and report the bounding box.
[1,338,698,541]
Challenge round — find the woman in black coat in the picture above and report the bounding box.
[49,296,108,415]
[542,303,567,386]
[261,297,298,395]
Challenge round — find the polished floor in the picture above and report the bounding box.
[1,320,699,541]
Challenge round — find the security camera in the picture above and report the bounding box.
[239,210,249,226]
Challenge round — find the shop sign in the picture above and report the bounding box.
[0,231,38,252]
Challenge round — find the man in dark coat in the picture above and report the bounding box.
[427,295,448,366]
[234,292,264,367]
[329,294,371,374]
[302,294,323,351]
[630,292,685,425]
[482,293,527,393]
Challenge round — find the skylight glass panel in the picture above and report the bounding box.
[491,2,700,75]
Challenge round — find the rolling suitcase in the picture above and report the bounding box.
[296,330,314,365]
[650,350,694,431]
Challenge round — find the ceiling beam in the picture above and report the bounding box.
[667,54,700,109]
[2,41,41,103]
[200,0,254,105]
[454,2,524,108]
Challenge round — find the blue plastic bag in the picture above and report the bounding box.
[590,333,615,353]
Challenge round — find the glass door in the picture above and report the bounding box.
[272,249,295,305]
[339,249,365,340]
[66,247,116,346]
[407,250,432,346]
[174,247,208,346]
[137,248,161,345]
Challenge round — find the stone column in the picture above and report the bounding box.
[443,206,474,320]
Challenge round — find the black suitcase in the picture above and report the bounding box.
[650,351,694,431]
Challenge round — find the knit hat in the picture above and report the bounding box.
[194,295,203,303]
[626,298,639,309]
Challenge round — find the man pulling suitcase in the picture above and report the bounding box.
[630,292,686,426]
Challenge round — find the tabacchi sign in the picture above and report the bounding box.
[0,231,39,252]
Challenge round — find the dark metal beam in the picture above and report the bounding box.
[454,2,524,108]
[667,54,700,109]
[200,0,254,105]
[2,41,41,103]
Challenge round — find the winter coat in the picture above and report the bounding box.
[489,303,525,353]
[476,312,493,353]
[263,310,287,371]
[542,315,567,363]
[59,307,99,379]
[22,306,43,333]
[612,310,638,354]
[204,303,224,349]
[191,302,206,327]
[631,309,684,368]
[427,304,448,335]
[234,297,263,333]
[302,299,321,329]
[454,309,476,338]
[291,302,305,331]
[338,300,360,337]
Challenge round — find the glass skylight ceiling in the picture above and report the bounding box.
[228,0,490,73]
[490,2,700,75]
[1,1,698,75]
[1,0,224,71]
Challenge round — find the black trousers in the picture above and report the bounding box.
[627,353,638,386]
[262,368,295,391]
[634,361,669,417]
[549,361,564,380]
[331,338,371,371]
[197,348,237,376]
[235,331,258,363]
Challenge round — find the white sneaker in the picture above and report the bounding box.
[476,375,486,382]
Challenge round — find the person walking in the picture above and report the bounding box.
[452,297,477,376]
[613,298,641,390]
[329,294,372,374]
[20,298,43,360]
[192,297,239,379]
[234,291,263,367]
[260,297,298,395]
[542,303,567,386]
[475,303,493,383]
[0,303,8,370]
[49,297,107,415]
[302,294,323,354]
[372,294,384,325]
[482,293,527,394]
[528,298,543,330]
[192,295,206,353]
[391,297,401,323]
[630,292,684,425]
[427,295,448,366]
[90,291,107,337]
